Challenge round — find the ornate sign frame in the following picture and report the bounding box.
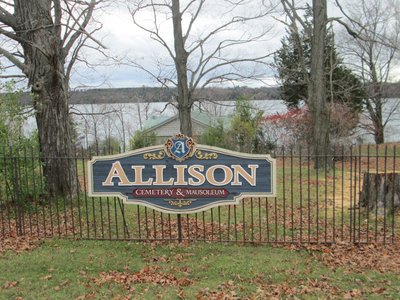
[88,134,276,214]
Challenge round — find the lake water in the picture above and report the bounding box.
[23,99,400,147]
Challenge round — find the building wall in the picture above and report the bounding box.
[151,118,208,144]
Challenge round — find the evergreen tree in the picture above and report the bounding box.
[274,13,366,111]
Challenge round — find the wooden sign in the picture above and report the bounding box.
[88,134,276,213]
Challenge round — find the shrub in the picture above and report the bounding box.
[198,120,229,149]
[262,102,359,149]
[129,130,157,150]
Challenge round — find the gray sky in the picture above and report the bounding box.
[69,0,286,89]
[1,0,399,90]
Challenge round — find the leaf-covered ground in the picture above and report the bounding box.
[1,235,400,299]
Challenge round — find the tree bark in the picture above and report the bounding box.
[172,0,193,137]
[360,172,400,216]
[14,0,77,197]
[373,120,385,144]
[309,0,330,167]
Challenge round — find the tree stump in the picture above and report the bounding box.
[360,172,400,216]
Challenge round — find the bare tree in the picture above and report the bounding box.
[112,103,128,152]
[335,0,400,144]
[127,0,276,136]
[71,103,117,153]
[278,0,330,161]
[309,0,329,161]
[0,0,106,196]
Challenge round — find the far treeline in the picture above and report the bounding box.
[19,86,278,105]
[19,83,400,105]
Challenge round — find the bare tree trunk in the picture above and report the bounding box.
[309,0,330,167]
[172,0,193,136]
[119,107,127,152]
[374,123,385,144]
[371,99,384,144]
[15,0,77,197]
[33,80,77,197]
[370,64,385,144]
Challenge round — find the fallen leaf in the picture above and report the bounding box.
[3,281,18,289]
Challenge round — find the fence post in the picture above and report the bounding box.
[177,213,183,242]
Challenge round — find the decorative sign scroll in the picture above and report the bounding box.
[88,134,276,213]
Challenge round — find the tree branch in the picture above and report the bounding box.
[129,3,176,62]
[53,0,63,38]
[63,0,104,57]
[0,46,26,71]
[0,6,16,27]
[0,26,25,43]
[183,0,204,43]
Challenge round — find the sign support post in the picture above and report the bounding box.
[177,214,182,242]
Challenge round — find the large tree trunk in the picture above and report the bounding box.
[33,80,77,197]
[172,0,193,137]
[15,0,77,197]
[309,0,330,167]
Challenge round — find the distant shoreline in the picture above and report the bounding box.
[12,83,400,105]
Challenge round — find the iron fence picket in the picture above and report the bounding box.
[341,145,345,241]
[0,185,5,238]
[383,146,388,244]
[332,147,336,243]
[367,145,371,243]
[375,145,379,242]
[282,146,286,242]
[81,149,90,239]
[290,148,294,242]
[307,147,311,243]
[74,147,83,239]
[358,146,362,243]
[299,146,303,243]
[392,145,397,243]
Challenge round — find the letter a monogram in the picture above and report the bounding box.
[165,134,195,162]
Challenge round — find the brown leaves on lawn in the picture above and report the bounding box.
[286,242,400,274]
[196,280,240,300]
[91,265,192,291]
[0,231,41,253]
[0,211,78,253]
[320,243,400,273]
[2,280,19,289]
[254,278,342,299]
[195,278,342,300]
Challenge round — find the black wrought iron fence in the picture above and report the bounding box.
[0,145,399,244]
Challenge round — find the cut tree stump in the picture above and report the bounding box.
[359,172,400,216]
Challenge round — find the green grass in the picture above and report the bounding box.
[0,240,399,299]
[1,144,400,298]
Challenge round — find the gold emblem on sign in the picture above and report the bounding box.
[195,150,218,160]
[164,134,196,162]
[167,199,194,207]
[143,151,165,160]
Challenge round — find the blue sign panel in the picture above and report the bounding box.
[88,134,276,213]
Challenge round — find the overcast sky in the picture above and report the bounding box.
[69,1,286,89]
[1,0,399,90]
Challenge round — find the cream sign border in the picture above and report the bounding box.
[87,144,277,214]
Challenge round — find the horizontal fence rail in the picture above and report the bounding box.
[0,145,399,244]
